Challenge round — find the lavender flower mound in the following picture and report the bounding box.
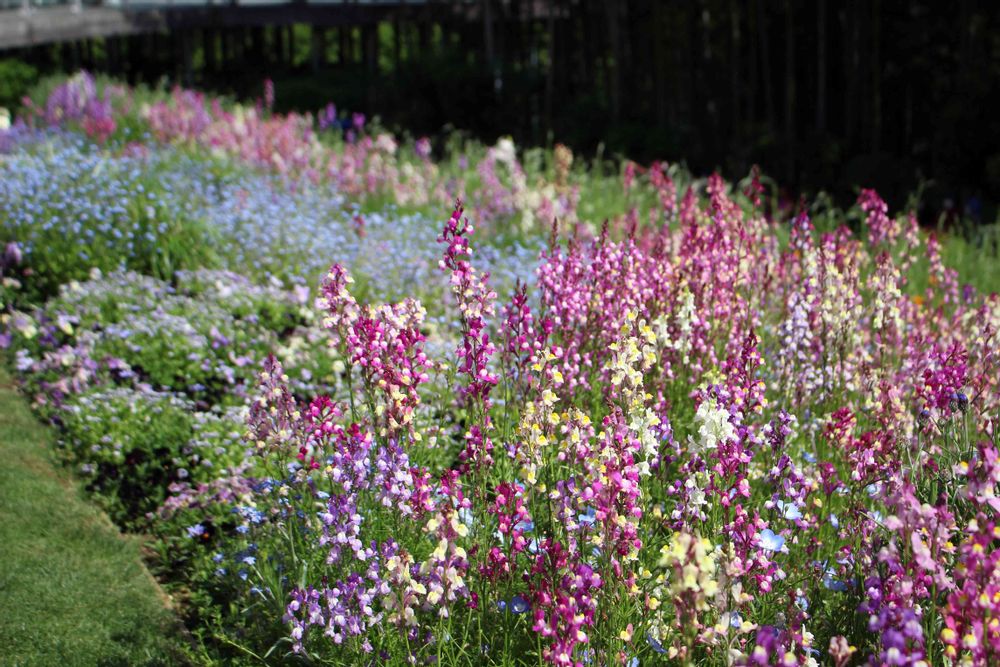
[4,269,335,411]
[0,136,222,296]
[0,135,541,308]
[197,177,540,299]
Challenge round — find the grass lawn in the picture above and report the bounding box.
[0,367,188,667]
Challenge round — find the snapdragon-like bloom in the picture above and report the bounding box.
[246,355,303,458]
[481,481,534,581]
[527,540,602,666]
[648,531,720,661]
[417,471,471,616]
[439,202,499,470]
[318,264,429,439]
[692,397,736,454]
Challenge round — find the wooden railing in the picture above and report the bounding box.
[0,0,481,50]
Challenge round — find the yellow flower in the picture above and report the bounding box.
[431,538,448,560]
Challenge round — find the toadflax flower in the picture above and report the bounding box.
[690,396,736,454]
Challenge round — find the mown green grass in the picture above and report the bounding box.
[0,367,188,667]
[942,226,1000,295]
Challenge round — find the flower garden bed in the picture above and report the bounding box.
[1,72,999,666]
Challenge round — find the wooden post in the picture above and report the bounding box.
[310,26,326,72]
[249,26,264,67]
[203,29,216,76]
[418,22,430,57]
[222,29,232,70]
[121,37,132,83]
[339,26,348,67]
[271,25,283,67]
[652,3,666,126]
[393,16,402,74]
[816,0,826,132]
[364,22,377,108]
[125,36,138,84]
[544,7,555,133]
[182,30,194,87]
[605,2,621,123]
[110,37,122,79]
[784,0,796,179]
[483,0,495,71]
[226,29,236,68]
[106,36,116,74]
[146,33,158,84]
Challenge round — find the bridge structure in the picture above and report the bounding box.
[0,0,566,86]
[0,1,496,51]
[0,0,566,140]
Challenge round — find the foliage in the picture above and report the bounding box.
[0,58,38,110]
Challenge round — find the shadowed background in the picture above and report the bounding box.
[2,0,999,222]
